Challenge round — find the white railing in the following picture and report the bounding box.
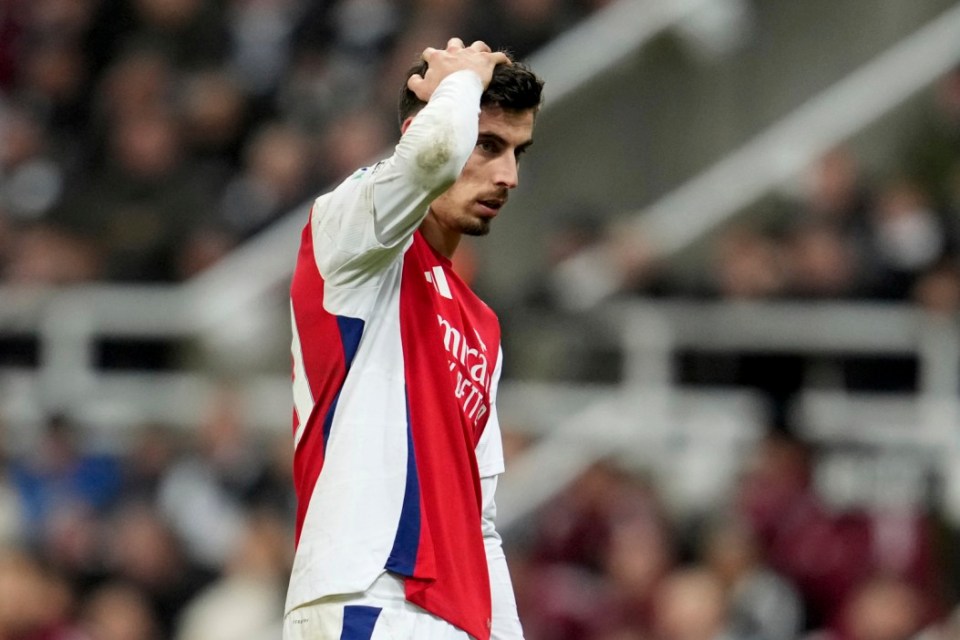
[6,291,960,521]
[494,381,767,528]
[614,300,960,395]
[494,301,960,527]
[7,294,958,424]
[632,1,960,256]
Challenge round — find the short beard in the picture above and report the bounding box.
[460,217,491,237]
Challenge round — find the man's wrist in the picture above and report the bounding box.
[432,69,484,100]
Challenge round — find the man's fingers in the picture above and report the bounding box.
[413,39,511,98]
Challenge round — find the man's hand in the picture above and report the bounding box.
[407,38,511,103]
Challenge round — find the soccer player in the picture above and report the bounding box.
[284,38,543,640]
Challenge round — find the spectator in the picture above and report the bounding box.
[104,503,213,638]
[40,502,106,598]
[3,222,100,284]
[126,0,229,72]
[54,104,213,281]
[863,178,948,300]
[793,147,874,236]
[513,463,673,639]
[0,0,599,290]
[0,104,65,223]
[0,420,24,547]
[782,221,860,299]
[734,435,868,629]
[174,509,290,640]
[911,258,960,315]
[532,461,665,570]
[243,433,296,523]
[0,104,96,284]
[804,574,928,640]
[216,121,316,242]
[602,513,678,635]
[701,514,804,640]
[226,0,301,99]
[178,68,249,189]
[9,414,121,539]
[317,107,393,184]
[0,547,82,639]
[116,423,182,505]
[93,46,176,126]
[707,225,785,300]
[78,581,162,640]
[157,389,262,569]
[650,567,749,640]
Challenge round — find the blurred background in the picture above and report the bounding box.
[3,0,960,638]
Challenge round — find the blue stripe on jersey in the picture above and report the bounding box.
[336,316,364,368]
[340,605,381,640]
[321,316,365,453]
[385,395,421,576]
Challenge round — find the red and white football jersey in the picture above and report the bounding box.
[286,70,505,640]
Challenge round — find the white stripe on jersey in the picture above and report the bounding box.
[432,266,453,299]
[290,301,313,449]
[286,261,412,612]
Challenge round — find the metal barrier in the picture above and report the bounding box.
[495,301,960,527]
[6,291,960,523]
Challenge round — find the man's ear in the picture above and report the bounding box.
[400,116,415,135]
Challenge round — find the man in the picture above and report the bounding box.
[284,38,543,640]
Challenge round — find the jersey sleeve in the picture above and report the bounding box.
[481,475,525,639]
[311,70,484,285]
[476,347,506,478]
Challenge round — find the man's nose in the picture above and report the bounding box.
[493,154,519,189]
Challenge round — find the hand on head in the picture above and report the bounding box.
[407,38,511,102]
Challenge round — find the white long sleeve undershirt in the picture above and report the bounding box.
[372,69,484,248]
[481,475,525,640]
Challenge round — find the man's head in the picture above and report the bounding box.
[398,58,544,127]
[399,56,544,242]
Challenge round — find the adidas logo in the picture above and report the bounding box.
[424,265,453,299]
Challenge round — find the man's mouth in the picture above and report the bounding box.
[477,198,505,216]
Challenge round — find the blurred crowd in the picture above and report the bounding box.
[500,65,960,640]
[533,66,960,314]
[0,0,603,284]
[3,2,960,640]
[506,432,960,640]
[522,66,960,409]
[0,396,294,640]
[2,407,959,640]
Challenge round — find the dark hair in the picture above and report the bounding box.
[397,57,544,127]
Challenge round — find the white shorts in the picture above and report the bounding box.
[283,573,473,640]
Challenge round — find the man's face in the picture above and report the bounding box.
[429,105,535,236]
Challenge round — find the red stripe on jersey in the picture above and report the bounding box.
[399,233,493,640]
[290,216,347,547]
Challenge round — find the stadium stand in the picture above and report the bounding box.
[3,0,960,638]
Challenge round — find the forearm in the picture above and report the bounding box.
[481,475,524,640]
[312,69,483,280]
[372,70,483,245]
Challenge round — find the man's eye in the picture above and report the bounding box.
[478,140,497,153]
